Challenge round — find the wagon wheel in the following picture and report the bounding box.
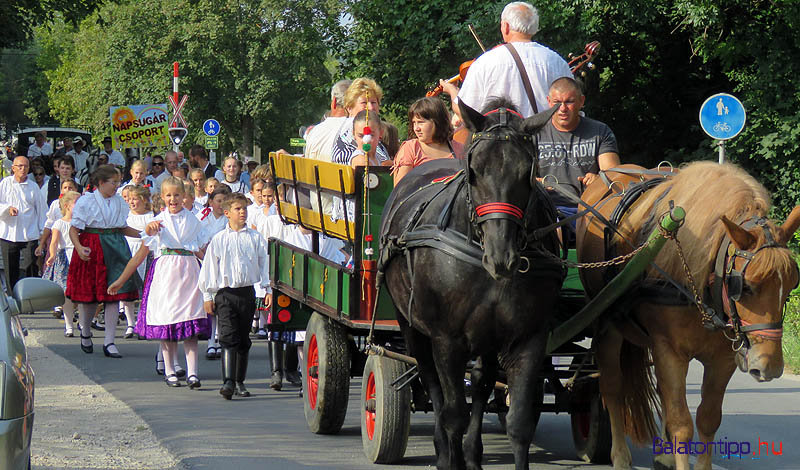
[361,354,411,463]
[303,312,351,434]
[569,359,611,463]
[496,378,544,436]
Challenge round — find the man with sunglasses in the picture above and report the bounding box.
[0,157,48,294]
[150,155,167,193]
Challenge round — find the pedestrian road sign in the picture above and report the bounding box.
[699,93,746,140]
[203,119,220,137]
[205,135,218,149]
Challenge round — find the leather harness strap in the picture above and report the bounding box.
[504,43,538,114]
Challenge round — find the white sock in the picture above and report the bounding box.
[122,301,136,328]
[184,339,198,377]
[162,341,177,376]
[78,304,94,345]
[103,303,118,347]
[63,299,75,332]
[208,316,218,349]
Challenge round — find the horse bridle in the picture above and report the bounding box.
[463,107,538,248]
[710,216,799,349]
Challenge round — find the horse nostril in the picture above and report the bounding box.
[749,369,769,382]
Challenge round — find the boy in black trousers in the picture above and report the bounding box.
[199,192,270,399]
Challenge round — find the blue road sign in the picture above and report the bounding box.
[203,119,220,137]
[699,93,746,140]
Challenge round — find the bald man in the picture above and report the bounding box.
[0,157,48,293]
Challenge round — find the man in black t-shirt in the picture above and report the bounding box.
[537,77,620,219]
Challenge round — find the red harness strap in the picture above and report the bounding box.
[475,202,524,220]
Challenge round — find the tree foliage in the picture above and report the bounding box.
[341,0,799,216]
[42,0,344,155]
[1,0,106,49]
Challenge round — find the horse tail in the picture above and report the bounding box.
[620,340,660,445]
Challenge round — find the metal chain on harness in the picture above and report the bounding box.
[534,237,651,269]
[664,226,744,347]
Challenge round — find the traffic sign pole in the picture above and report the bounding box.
[699,93,746,164]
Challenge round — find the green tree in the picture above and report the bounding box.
[43,0,344,155]
[1,0,106,49]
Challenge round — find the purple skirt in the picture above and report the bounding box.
[134,256,210,341]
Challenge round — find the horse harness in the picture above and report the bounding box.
[378,108,565,319]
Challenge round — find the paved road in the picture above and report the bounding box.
[24,312,800,469]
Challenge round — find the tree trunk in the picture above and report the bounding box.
[241,115,254,158]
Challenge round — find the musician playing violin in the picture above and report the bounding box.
[440,1,571,119]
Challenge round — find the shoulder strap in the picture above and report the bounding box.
[504,43,538,114]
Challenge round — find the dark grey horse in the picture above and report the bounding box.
[379,100,564,469]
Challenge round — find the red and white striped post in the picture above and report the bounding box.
[173,62,179,109]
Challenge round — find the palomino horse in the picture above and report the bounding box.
[576,161,800,470]
[379,100,563,470]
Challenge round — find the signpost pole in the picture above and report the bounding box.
[173,62,179,152]
[718,140,725,164]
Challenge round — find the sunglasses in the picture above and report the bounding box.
[153,162,164,166]
[33,172,45,176]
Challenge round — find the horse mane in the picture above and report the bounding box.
[619,161,791,285]
[481,97,518,115]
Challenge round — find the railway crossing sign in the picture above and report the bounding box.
[169,127,188,146]
[169,94,188,128]
[203,119,220,136]
[699,93,746,141]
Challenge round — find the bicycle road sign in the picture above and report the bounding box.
[203,119,220,137]
[699,93,746,140]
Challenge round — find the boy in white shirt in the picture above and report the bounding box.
[198,192,270,399]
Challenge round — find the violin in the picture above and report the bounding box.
[568,41,600,76]
[426,59,475,97]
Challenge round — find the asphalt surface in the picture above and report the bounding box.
[23,312,800,470]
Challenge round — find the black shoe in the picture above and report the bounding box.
[91,320,105,331]
[269,341,284,390]
[220,347,236,400]
[64,330,74,338]
[235,382,250,397]
[103,343,122,358]
[215,347,222,359]
[205,347,215,360]
[235,351,250,396]
[123,326,134,339]
[80,334,93,354]
[165,374,181,387]
[188,375,201,389]
[174,366,186,378]
[220,380,234,399]
[284,346,302,386]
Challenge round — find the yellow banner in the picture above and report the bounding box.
[109,104,170,149]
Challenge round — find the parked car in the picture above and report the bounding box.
[0,278,64,470]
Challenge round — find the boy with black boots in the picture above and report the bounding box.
[199,192,270,399]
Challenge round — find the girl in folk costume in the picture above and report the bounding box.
[182,180,202,215]
[43,190,81,337]
[219,157,250,194]
[108,177,211,388]
[66,165,142,358]
[189,169,207,207]
[197,185,231,359]
[203,177,220,205]
[120,185,154,339]
[36,178,80,320]
[119,160,156,195]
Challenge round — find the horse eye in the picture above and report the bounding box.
[741,283,754,297]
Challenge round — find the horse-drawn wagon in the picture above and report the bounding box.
[266,132,687,467]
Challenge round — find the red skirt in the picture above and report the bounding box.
[65,232,139,303]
